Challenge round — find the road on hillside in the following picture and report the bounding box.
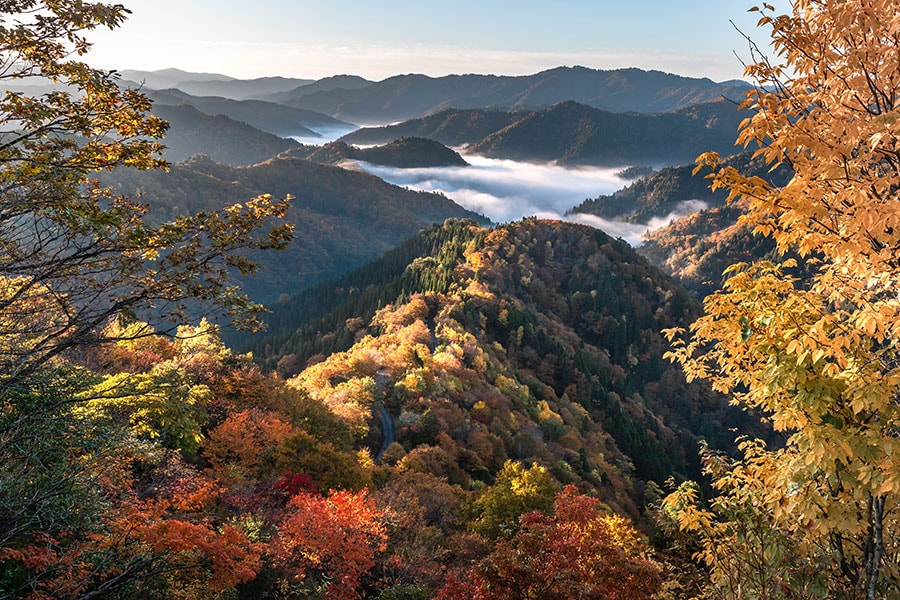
[374,368,395,462]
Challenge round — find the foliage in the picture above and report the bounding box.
[639,202,781,299]
[468,460,560,540]
[0,3,291,597]
[662,442,828,599]
[273,489,387,600]
[0,1,292,393]
[664,1,900,597]
[438,485,661,600]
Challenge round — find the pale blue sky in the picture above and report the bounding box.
[89,0,789,81]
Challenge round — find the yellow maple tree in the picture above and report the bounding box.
[665,1,900,598]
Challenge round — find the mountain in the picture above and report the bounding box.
[638,203,779,298]
[467,99,745,166]
[280,137,468,168]
[148,89,356,138]
[151,104,299,166]
[120,68,235,89]
[262,74,375,103]
[169,76,315,100]
[569,151,793,222]
[244,219,757,516]
[339,108,527,146]
[101,155,488,304]
[120,68,312,99]
[271,66,751,125]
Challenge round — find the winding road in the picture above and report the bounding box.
[373,368,395,462]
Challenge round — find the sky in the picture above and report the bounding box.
[88,0,787,82]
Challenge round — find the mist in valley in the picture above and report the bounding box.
[354,155,706,245]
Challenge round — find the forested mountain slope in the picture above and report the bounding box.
[280,137,468,168]
[247,219,756,508]
[340,108,527,146]
[569,151,793,221]
[151,104,300,165]
[467,99,745,166]
[102,156,488,303]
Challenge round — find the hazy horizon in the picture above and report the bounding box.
[89,1,791,83]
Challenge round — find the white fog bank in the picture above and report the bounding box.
[354,155,706,246]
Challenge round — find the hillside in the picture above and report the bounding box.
[467,99,745,166]
[247,219,757,504]
[281,137,468,168]
[340,108,527,146]
[569,151,794,222]
[262,74,375,103]
[151,104,299,165]
[148,89,355,138]
[271,66,750,124]
[638,203,779,298]
[101,156,488,303]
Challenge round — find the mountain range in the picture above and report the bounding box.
[147,89,355,139]
[252,65,750,125]
[120,68,314,99]
[151,104,301,165]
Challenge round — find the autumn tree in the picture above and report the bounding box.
[467,460,560,540]
[439,486,661,600]
[0,2,290,597]
[274,489,387,600]
[665,1,900,597]
[0,1,292,391]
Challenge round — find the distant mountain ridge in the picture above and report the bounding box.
[271,66,751,125]
[340,108,527,146]
[121,68,313,99]
[147,89,355,138]
[343,99,747,167]
[151,104,300,166]
[262,75,375,103]
[467,99,745,166]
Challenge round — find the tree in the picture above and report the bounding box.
[274,489,387,600]
[467,460,560,540]
[438,486,661,600]
[0,3,290,597]
[0,1,292,394]
[664,1,900,597]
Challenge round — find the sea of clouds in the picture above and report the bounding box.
[353,155,706,246]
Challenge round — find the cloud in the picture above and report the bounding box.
[353,155,706,246]
[358,155,626,220]
[290,124,359,145]
[567,201,708,246]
